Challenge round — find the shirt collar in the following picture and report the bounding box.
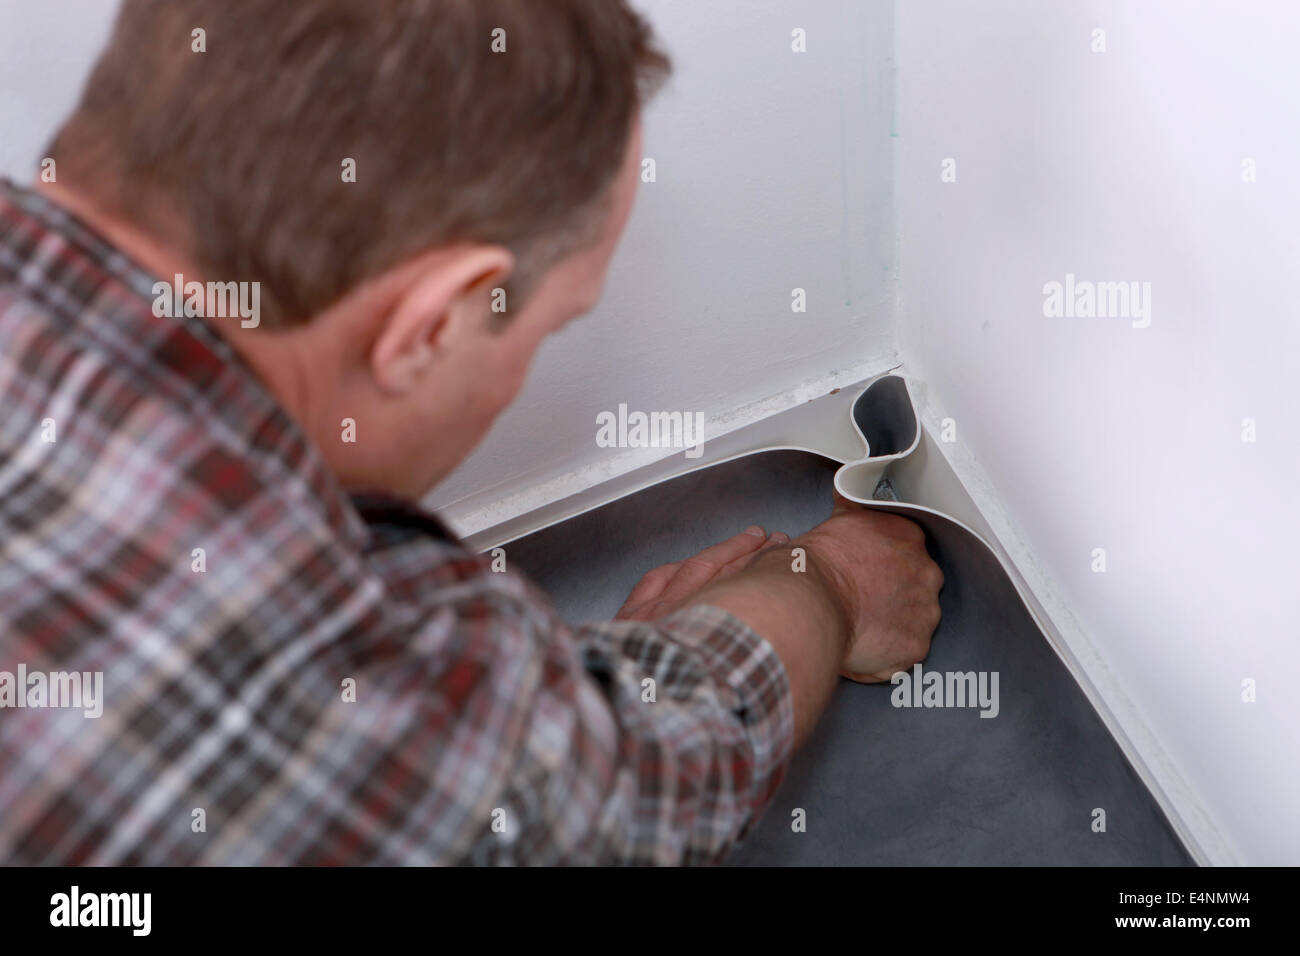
[0,176,378,549]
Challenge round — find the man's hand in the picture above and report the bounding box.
[796,494,943,683]
[615,497,942,750]
[616,525,790,621]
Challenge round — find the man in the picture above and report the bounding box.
[0,0,942,864]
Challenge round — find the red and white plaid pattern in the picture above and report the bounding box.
[0,179,794,864]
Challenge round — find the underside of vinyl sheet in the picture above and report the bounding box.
[487,370,1210,865]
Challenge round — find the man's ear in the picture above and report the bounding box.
[370,245,514,396]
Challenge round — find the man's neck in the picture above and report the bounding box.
[33,179,316,439]
[36,180,202,294]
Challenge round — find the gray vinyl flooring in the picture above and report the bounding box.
[504,450,1193,866]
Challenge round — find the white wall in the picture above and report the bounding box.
[428,0,898,532]
[897,0,1300,864]
[0,1,118,176]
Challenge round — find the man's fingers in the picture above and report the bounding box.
[713,531,790,582]
[830,490,860,516]
[840,661,909,684]
[617,525,787,621]
[831,494,930,548]
[618,528,790,624]
[658,525,769,601]
[615,561,681,618]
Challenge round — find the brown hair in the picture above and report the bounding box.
[48,0,670,328]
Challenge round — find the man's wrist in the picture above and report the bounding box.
[759,534,856,655]
[748,538,857,658]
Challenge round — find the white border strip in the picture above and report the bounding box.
[900,371,1237,867]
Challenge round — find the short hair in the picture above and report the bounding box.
[48,0,670,328]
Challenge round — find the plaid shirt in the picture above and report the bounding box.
[0,179,794,865]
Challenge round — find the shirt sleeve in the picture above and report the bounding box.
[459,590,796,865]
[2,459,797,865]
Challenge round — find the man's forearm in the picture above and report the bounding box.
[685,546,851,749]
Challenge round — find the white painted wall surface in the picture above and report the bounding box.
[0,1,117,176]
[896,0,1300,863]
[428,0,899,532]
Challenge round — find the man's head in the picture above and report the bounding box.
[44,0,668,498]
